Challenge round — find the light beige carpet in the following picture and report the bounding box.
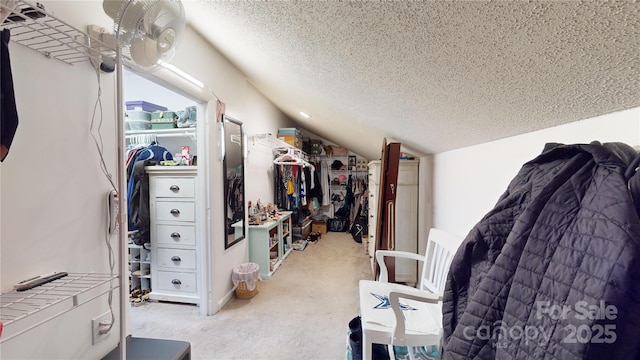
[130,231,372,360]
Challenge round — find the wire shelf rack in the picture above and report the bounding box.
[0,0,125,354]
[0,272,118,342]
[0,0,114,66]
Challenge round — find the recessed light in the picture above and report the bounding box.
[299,111,311,118]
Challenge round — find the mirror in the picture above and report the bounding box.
[223,115,246,248]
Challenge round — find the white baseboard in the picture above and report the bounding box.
[217,288,235,312]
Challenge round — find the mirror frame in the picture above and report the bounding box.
[223,115,246,249]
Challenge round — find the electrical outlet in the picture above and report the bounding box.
[92,311,112,345]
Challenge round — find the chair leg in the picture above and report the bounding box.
[362,332,371,360]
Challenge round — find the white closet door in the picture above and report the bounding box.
[367,160,419,283]
[394,160,419,284]
[367,161,380,274]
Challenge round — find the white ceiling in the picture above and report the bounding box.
[182,1,640,160]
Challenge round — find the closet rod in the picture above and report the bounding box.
[125,128,195,136]
[125,132,195,139]
[125,128,196,142]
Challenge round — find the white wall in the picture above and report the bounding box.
[0,2,120,357]
[165,27,297,312]
[0,0,297,357]
[432,107,640,239]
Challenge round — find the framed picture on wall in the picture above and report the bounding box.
[349,155,356,171]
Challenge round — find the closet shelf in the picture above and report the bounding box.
[247,133,295,153]
[0,272,118,342]
[1,0,115,66]
[126,128,197,143]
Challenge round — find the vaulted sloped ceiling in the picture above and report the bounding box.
[183,1,640,160]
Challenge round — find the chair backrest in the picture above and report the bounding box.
[419,228,464,294]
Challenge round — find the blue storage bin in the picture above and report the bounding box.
[126,101,168,112]
[126,110,151,120]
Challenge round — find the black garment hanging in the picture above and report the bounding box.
[305,163,323,200]
[1,29,19,162]
[274,164,288,210]
[129,160,158,245]
[227,176,244,221]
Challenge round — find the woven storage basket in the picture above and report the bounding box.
[235,281,257,299]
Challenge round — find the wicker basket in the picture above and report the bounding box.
[235,281,257,299]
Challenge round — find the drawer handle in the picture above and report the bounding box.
[170,209,181,215]
[171,279,182,285]
[170,185,180,192]
[171,256,181,262]
[170,232,181,238]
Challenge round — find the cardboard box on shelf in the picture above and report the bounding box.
[278,134,302,149]
[277,127,302,136]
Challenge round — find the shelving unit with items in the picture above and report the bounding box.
[128,242,151,293]
[328,153,350,218]
[268,226,279,272]
[281,216,292,257]
[247,212,292,279]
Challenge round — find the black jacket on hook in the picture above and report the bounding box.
[441,142,640,359]
[1,29,19,162]
[129,159,157,245]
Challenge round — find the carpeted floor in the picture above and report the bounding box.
[130,231,372,360]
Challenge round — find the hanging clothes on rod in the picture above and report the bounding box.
[272,147,317,225]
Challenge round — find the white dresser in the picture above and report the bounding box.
[147,166,200,304]
[367,159,419,284]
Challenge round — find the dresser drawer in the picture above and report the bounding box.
[157,248,196,270]
[156,201,195,222]
[152,177,195,198]
[156,224,196,246]
[156,271,197,293]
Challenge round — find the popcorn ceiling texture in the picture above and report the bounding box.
[183,1,639,158]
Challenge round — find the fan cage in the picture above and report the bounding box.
[110,0,185,72]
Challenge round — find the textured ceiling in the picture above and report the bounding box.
[183,1,640,160]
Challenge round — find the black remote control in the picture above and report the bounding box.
[15,272,68,292]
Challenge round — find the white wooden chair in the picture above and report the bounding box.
[358,228,464,360]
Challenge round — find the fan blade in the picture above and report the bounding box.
[157,27,176,54]
[130,36,160,68]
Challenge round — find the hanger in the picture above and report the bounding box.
[273,148,315,171]
[127,133,157,147]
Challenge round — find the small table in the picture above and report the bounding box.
[103,336,191,360]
